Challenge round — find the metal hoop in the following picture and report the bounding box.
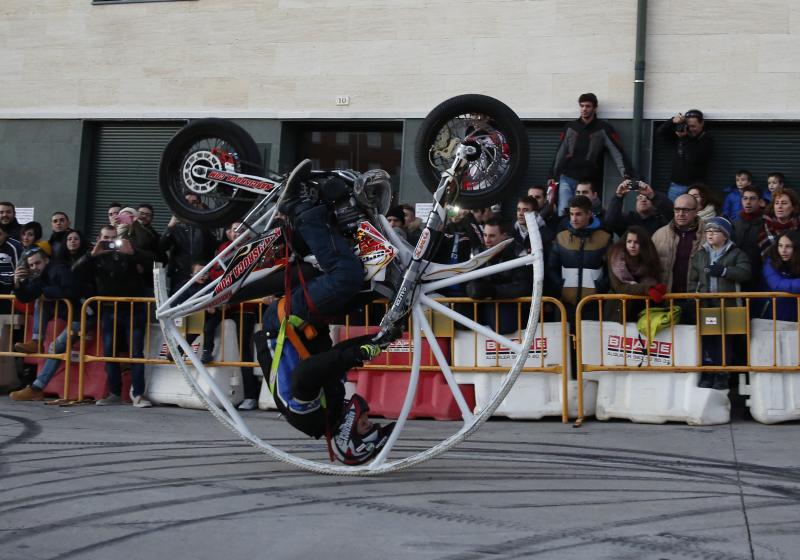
[155,215,544,475]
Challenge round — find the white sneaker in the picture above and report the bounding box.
[237,398,257,411]
[132,395,153,408]
[96,394,121,406]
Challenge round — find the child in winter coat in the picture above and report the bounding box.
[688,216,751,390]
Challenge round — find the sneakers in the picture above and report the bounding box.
[277,159,317,215]
[10,385,44,401]
[132,395,153,408]
[201,348,214,364]
[237,398,257,411]
[359,344,382,362]
[14,340,39,354]
[96,393,122,406]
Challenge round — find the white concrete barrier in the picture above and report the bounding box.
[451,324,590,419]
[745,318,800,424]
[580,320,730,425]
[145,321,244,409]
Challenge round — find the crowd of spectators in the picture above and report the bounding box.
[4,91,800,404]
[438,169,798,390]
[4,198,236,407]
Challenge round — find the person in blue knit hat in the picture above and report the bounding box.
[688,216,751,390]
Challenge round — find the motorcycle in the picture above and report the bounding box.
[154,95,545,474]
[156,94,530,331]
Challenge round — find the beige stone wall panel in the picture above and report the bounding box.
[2,0,800,119]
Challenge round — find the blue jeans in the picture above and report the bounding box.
[32,300,41,340]
[102,304,146,397]
[667,182,688,202]
[264,204,364,333]
[557,175,579,217]
[31,321,81,390]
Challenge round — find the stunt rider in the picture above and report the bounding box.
[254,159,395,465]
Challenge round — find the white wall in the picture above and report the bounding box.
[2,0,799,120]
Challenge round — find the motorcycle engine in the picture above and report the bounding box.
[333,196,367,235]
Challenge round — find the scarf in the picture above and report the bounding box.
[738,208,762,222]
[609,247,657,285]
[697,204,717,221]
[759,214,799,256]
[703,240,733,293]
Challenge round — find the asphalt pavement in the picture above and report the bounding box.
[1,400,799,560]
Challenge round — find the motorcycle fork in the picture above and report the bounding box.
[377,143,477,339]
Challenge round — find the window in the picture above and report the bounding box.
[366,132,381,148]
[293,124,404,197]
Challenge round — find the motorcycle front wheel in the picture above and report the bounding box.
[159,119,263,227]
[414,95,528,210]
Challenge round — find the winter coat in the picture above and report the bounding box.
[687,241,751,306]
[159,222,217,290]
[550,117,633,182]
[761,261,800,322]
[14,260,81,321]
[652,219,706,291]
[603,247,660,324]
[465,241,532,300]
[732,211,764,292]
[547,216,611,305]
[722,188,744,222]
[0,238,22,293]
[655,121,714,185]
[72,248,151,298]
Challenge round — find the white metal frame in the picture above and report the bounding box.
[154,214,544,476]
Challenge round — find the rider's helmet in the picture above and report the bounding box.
[331,394,394,465]
[356,169,392,216]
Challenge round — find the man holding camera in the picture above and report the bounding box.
[73,225,152,407]
[657,109,714,202]
[606,178,674,236]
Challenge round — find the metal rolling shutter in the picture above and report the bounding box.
[523,122,564,188]
[651,121,800,198]
[496,122,563,221]
[86,122,185,237]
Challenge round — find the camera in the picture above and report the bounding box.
[626,178,645,191]
[675,121,688,133]
[101,240,120,250]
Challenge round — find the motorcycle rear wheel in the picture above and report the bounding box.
[415,95,528,210]
[159,119,263,227]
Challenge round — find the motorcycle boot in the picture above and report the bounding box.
[278,159,319,217]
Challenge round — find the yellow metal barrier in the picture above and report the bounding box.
[75,296,269,402]
[0,294,75,401]
[574,291,800,425]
